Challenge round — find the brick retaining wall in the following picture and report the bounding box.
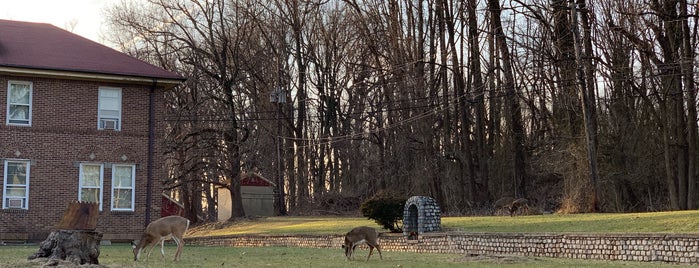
[185,232,699,264]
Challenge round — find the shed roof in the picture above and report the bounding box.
[241,172,276,187]
[0,19,184,86]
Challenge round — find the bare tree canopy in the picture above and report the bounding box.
[103,0,699,220]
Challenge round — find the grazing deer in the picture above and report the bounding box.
[492,197,515,215]
[506,198,530,217]
[342,226,383,261]
[132,215,190,261]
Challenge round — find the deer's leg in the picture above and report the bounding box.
[509,205,517,217]
[146,242,159,260]
[367,246,374,261]
[160,238,166,258]
[173,236,184,261]
[367,242,382,260]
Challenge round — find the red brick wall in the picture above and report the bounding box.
[0,75,166,241]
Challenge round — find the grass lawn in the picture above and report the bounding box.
[2,211,698,267]
[186,210,699,237]
[0,244,684,268]
[442,210,699,233]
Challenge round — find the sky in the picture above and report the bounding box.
[1,0,112,43]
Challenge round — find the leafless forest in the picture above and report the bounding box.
[102,0,699,222]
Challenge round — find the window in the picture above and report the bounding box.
[111,164,135,211]
[98,87,121,130]
[7,81,32,126]
[3,160,30,209]
[79,163,103,210]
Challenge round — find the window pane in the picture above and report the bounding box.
[6,162,27,184]
[114,166,133,187]
[9,84,30,104]
[6,186,27,197]
[99,89,120,111]
[99,110,119,118]
[9,105,29,121]
[113,189,132,209]
[80,188,99,203]
[99,89,120,98]
[82,165,100,186]
[100,100,120,111]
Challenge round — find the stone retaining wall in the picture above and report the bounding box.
[185,232,699,264]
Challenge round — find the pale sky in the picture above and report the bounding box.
[0,0,112,43]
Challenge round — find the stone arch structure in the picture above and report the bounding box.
[402,196,441,238]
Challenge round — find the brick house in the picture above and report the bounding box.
[0,19,184,242]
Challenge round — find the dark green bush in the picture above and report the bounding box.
[360,191,406,232]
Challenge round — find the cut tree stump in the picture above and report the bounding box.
[28,230,102,265]
[28,201,102,266]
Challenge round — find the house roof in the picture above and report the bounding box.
[0,19,184,87]
[241,172,276,187]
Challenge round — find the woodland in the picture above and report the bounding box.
[101,0,699,223]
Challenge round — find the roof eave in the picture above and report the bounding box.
[0,66,185,89]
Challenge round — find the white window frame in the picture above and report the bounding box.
[79,163,104,211]
[97,87,122,131]
[3,160,30,209]
[110,164,135,211]
[6,81,32,126]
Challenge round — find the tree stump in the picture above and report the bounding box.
[28,230,102,265]
[28,201,102,266]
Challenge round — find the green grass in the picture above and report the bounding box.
[0,244,683,268]
[187,216,381,236]
[442,210,699,233]
[3,211,698,267]
[187,210,699,237]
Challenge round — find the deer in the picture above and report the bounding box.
[131,215,190,261]
[342,226,383,261]
[506,198,530,217]
[492,196,516,215]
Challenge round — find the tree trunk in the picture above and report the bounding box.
[489,0,527,198]
[224,82,246,218]
[29,202,102,265]
[28,230,102,266]
[653,0,686,210]
[467,0,490,204]
[440,0,476,204]
[680,0,697,209]
[571,0,600,212]
[552,0,582,136]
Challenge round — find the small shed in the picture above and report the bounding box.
[402,196,441,239]
[161,194,185,217]
[218,172,276,221]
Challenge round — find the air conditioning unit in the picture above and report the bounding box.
[7,198,23,208]
[101,119,118,130]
